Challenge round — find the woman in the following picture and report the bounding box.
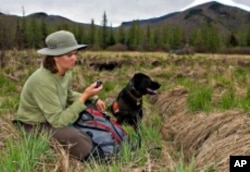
[15,30,106,160]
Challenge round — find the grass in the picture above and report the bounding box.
[174,157,196,172]
[0,129,51,172]
[187,83,213,112]
[1,51,250,171]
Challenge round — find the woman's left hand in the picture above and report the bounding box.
[95,99,106,112]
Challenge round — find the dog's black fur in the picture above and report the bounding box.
[111,73,161,129]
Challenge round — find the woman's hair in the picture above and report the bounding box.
[43,56,58,73]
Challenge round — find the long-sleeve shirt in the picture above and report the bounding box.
[16,66,97,128]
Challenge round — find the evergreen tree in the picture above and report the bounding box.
[246,27,250,46]
[100,11,108,49]
[161,24,171,51]
[153,27,163,50]
[40,19,48,47]
[76,24,86,44]
[143,25,155,50]
[27,18,42,48]
[15,19,23,49]
[170,26,183,49]
[227,32,238,47]
[0,16,15,49]
[107,25,116,46]
[20,7,28,49]
[204,23,221,53]
[127,21,141,50]
[191,22,220,52]
[88,19,96,46]
[117,25,126,44]
[191,28,204,52]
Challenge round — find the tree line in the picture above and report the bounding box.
[1,12,250,53]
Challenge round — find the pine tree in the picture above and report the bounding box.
[117,25,126,44]
[100,11,108,49]
[246,27,250,46]
[161,24,171,51]
[170,26,183,49]
[107,25,116,46]
[41,19,48,47]
[127,21,141,50]
[88,19,96,46]
[27,18,42,48]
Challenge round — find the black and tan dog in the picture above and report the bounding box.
[111,73,161,130]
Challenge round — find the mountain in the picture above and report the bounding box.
[180,0,250,12]
[1,1,249,33]
[0,1,249,51]
[121,1,250,36]
[27,12,92,28]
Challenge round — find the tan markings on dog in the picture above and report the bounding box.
[112,101,120,113]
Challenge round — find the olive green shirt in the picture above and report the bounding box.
[16,67,96,128]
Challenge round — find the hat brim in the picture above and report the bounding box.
[37,44,88,56]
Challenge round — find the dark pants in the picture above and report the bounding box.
[13,121,93,161]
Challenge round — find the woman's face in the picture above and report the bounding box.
[54,50,78,75]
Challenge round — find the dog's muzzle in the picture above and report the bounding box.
[147,88,158,95]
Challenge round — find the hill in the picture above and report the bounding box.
[0,1,249,52]
[27,12,92,28]
[1,2,249,33]
[121,1,250,36]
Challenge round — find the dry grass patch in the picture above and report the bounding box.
[159,85,250,171]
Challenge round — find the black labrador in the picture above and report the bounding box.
[111,73,161,130]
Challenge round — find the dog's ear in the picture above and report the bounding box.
[132,73,150,86]
[130,73,160,96]
[132,73,149,81]
[132,73,161,90]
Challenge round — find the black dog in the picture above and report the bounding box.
[111,73,161,130]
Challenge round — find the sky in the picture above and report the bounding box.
[1,0,250,27]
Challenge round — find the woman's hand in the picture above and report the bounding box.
[95,99,106,112]
[79,82,103,103]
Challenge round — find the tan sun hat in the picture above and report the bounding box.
[37,30,87,56]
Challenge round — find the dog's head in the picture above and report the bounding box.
[129,73,161,96]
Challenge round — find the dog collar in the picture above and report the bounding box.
[126,89,142,106]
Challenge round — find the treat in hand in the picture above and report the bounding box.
[94,80,103,88]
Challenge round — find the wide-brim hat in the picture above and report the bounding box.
[37,30,87,56]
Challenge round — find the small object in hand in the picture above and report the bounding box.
[95,80,103,88]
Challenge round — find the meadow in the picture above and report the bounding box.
[1,50,250,171]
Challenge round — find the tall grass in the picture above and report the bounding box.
[218,89,237,109]
[173,158,196,172]
[185,82,213,112]
[0,129,50,172]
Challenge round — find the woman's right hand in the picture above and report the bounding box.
[79,82,103,103]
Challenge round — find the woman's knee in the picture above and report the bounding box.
[52,127,93,160]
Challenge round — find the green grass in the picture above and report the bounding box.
[0,77,17,95]
[218,89,237,109]
[174,158,196,172]
[185,82,213,112]
[0,129,51,172]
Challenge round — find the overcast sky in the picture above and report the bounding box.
[1,0,250,26]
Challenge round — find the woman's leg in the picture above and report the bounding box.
[13,121,92,161]
[52,127,93,160]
